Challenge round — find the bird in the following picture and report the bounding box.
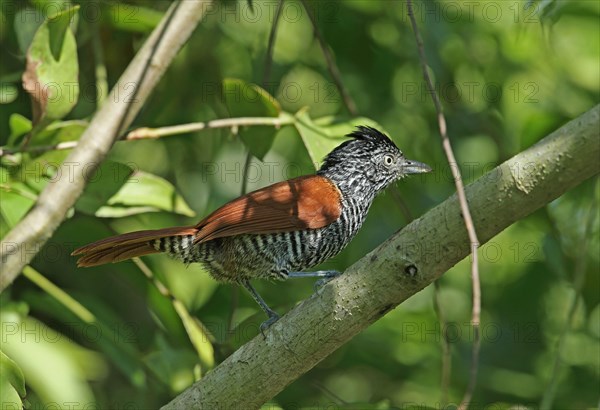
[73,126,431,332]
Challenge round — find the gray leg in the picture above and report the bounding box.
[287,270,342,291]
[287,270,341,279]
[241,280,280,335]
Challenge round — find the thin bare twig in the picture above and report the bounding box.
[0,184,38,201]
[238,0,285,199]
[126,116,294,140]
[405,1,481,408]
[262,0,284,87]
[132,254,216,361]
[230,148,253,336]
[300,0,358,116]
[0,115,295,157]
[229,0,286,337]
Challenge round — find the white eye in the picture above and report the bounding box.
[383,154,394,167]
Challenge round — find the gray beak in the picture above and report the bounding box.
[402,158,432,174]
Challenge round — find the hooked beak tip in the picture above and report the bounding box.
[403,159,432,174]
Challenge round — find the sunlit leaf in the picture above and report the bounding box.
[0,351,27,409]
[0,178,37,229]
[75,161,133,215]
[294,110,383,168]
[173,300,214,371]
[98,171,195,218]
[1,312,99,406]
[7,114,33,147]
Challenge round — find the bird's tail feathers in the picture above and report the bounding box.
[72,226,198,267]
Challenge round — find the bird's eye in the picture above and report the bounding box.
[383,154,394,167]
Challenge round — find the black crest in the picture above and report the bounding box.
[346,126,398,151]
[348,125,388,142]
[319,126,401,174]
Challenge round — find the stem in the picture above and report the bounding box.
[23,266,95,323]
[0,115,295,156]
[262,0,284,87]
[300,0,358,116]
[92,17,108,108]
[405,2,482,407]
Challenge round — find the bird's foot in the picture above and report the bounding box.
[260,311,280,338]
[313,270,342,292]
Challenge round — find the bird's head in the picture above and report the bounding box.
[318,126,431,197]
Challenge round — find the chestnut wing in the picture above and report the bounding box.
[194,175,342,243]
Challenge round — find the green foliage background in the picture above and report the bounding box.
[1,0,598,408]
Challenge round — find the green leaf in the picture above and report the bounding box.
[29,120,87,163]
[47,7,72,60]
[222,78,280,118]
[0,351,27,408]
[0,180,37,229]
[294,110,383,168]
[75,161,133,216]
[173,300,214,370]
[7,114,33,146]
[22,5,80,127]
[222,78,281,160]
[93,171,195,218]
[1,313,98,406]
[14,8,45,54]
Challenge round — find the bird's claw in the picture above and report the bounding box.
[259,312,280,338]
[313,270,342,292]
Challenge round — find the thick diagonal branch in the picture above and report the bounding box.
[163,105,599,409]
[0,0,212,291]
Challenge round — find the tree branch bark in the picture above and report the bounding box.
[0,0,213,291]
[162,104,600,409]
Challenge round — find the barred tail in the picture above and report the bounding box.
[72,226,198,267]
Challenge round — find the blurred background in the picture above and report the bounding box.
[1,0,598,408]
